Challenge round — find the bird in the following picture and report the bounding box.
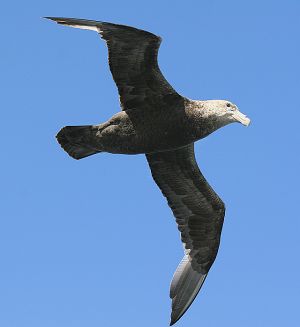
[45,17,250,325]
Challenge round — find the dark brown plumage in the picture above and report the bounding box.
[147,144,225,273]
[98,21,179,111]
[147,144,225,324]
[46,17,250,325]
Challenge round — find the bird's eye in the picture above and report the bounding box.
[226,103,231,108]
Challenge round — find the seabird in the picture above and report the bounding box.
[45,17,250,325]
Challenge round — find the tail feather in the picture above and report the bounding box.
[56,126,101,160]
[170,255,207,325]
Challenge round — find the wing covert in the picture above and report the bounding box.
[146,144,225,273]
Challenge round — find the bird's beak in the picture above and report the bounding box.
[232,110,251,126]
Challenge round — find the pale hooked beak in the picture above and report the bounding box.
[232,110,251,126]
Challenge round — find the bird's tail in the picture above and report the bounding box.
[56,126,101,160]
[169,255,207,325]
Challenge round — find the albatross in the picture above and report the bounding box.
[45,17,250,325]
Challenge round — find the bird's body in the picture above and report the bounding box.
[60,99,239,156]
[46,17,250,325]
[91,102,193,154]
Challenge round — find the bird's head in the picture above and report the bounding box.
[202,100,250,127]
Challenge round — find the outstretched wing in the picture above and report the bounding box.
[146,144,225,324]
[45,17,180,111]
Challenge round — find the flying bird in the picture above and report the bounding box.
[45,17,250,325]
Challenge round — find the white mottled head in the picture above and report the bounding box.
[202,100,250,127]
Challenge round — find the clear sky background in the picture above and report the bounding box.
[1,0,300,326]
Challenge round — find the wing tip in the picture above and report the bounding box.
[170,308,188,326]
[169,255,208,325]
[44,17,161,40]
[169,309,186,326]
[43,17,103,32]
[43,16,62,23]
[43,17,73,26]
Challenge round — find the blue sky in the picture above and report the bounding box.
[1,0,300,326]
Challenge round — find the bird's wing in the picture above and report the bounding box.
[45,17,180,111]
[146,144,225,324]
